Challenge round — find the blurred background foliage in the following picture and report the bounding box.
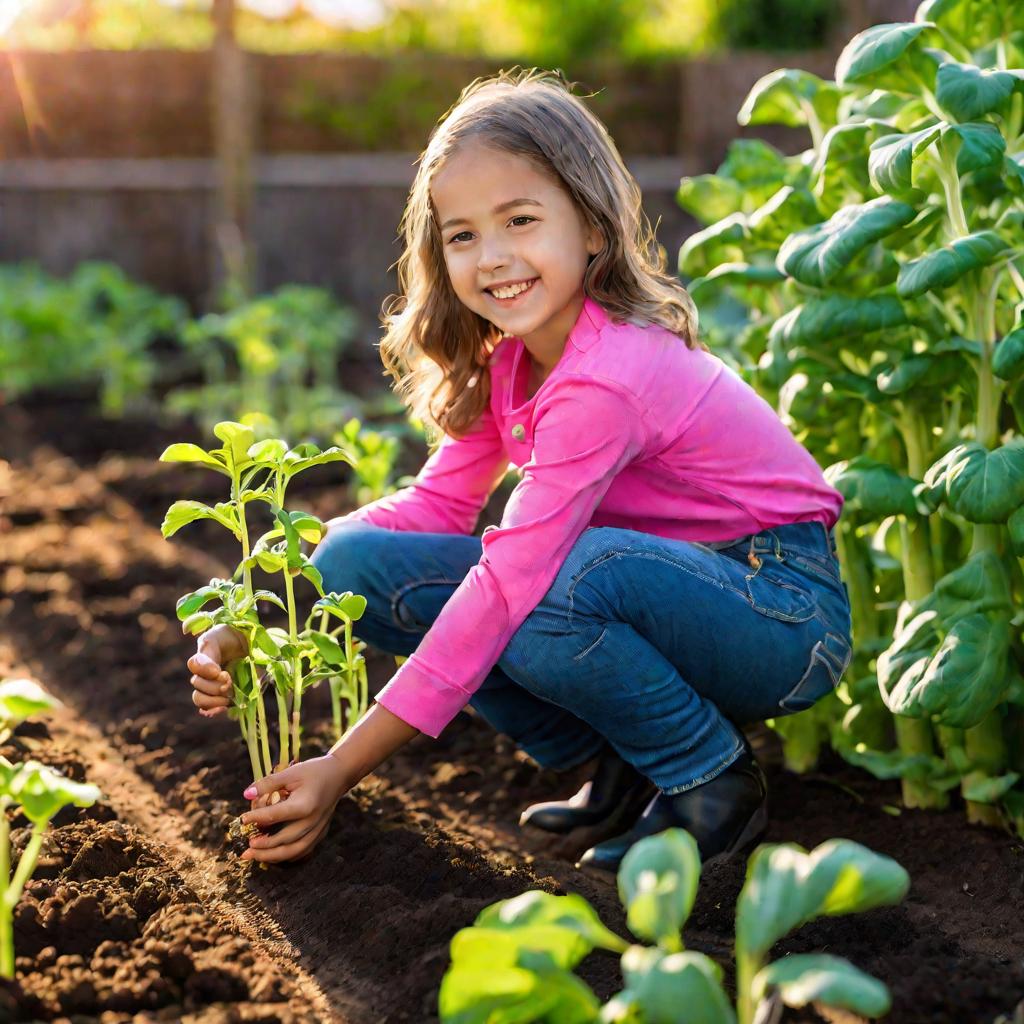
[7,0,842,60]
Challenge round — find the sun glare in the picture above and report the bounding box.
[0,0,34,37]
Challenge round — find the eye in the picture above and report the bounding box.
[509,215,535,227]
[447,231,472,245]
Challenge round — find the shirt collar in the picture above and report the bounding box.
[568,295,609,353]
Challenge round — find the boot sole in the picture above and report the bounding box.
[576,799,769,882]
[520,783,658,860]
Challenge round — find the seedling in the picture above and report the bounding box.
[0,679,100,979]
[162,421,371,782]
[439,829,909,1023]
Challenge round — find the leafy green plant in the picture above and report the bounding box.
[0,261,186,417]
[439,829,909,1024]
[334,417,403,505]
[677,0,1024,827]
[161,421,370,779]
[0,679,100,979]
[168,285,359,441]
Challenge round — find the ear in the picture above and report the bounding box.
[586,223,604,258]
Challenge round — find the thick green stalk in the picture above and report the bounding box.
[834,521,878,644]
[736,949,761,1024]
[2,825,44,977]
[894,403,946,808]
[276,691,290,769]
[963,278,1009,825]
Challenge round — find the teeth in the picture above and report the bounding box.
[491,280,534,299]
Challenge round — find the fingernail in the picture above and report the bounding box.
[220,685,231,695]
[243,785,257,799]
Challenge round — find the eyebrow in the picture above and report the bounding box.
[439,198,543,232]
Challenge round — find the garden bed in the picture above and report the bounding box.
[1,392,1022,1023]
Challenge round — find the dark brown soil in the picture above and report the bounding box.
[1,391,1023,1024]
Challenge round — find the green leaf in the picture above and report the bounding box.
[212,421,257,469]
[738,69,840,131]
[778,198,916,287]
[282,445,354,478]
[835,22,935,89]
[898,231,1010,298]
[770,296,908,348]
[299,558,325,596]
[736,839,909,959]
[0,679,59,728]
[936,61,1018,121]
[158,443,228,475]
[1009,506,1024,556]
[617,829,700,950]
[616,946,735,1024]
[676,175,746,226]
[812,120,891,205]
[868,125,942,195]
[823,457,919,518]
[10,761,101,827]
[678,214,749,278]
[941,121,1007,176]
[313,591,369,623]
[161,499,238,539]
[452,925,589,974]
[247,438,289,463]
[475,891,627,954]
[175,580,233,620]
[181,611,215,636]
[688,263,786,304]
[921,440,1024,521]
[961,771,1020,803]
[309,630,346,667]
[252,624,281,657]
[993,327,1024,380]
[881,612,1011,726]
[753,954,891,1017]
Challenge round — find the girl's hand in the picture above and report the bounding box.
[238,753,352,864]
[187,624,247,718]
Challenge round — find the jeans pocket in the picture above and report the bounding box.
[744,563,817,623]
[778,631,853,713]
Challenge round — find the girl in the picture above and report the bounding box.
[187,68,852,875]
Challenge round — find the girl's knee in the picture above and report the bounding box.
[311,520,389,594]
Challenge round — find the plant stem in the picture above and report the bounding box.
[276,691,290,769]
[251,660,272,778]
[894,403,945,809]
[963,277,1009,825]
[964,711,1010,827]
[834,521,879,644]
[0,812,10,979]
[736,949,760,1024]
[243,706,262,783]
[284,570,302,761]
[2,825,44,977]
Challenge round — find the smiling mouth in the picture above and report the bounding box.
[486,278,538,302]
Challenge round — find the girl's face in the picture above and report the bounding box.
[431,142,603,357]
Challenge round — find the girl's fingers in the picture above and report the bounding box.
[240,790,309,829]
[188,653,227,682]
[192,689,230,710]
[241,818,330,863]
[191,673,229,697]
[199,707,228,718]
[246,812,322,851]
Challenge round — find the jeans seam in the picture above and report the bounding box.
[390,576,466,632]
[661,739,745,795]
[566,548,748,630]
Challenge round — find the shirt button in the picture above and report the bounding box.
[511,424,526,441]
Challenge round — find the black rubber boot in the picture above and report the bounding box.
[519,746,657,837]
[577,741,768,876]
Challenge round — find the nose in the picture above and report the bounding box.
[477,236,511,275]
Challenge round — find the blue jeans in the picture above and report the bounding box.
[311,520,853,795]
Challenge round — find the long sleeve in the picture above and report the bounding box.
[374,376,649,737]
[332,403,512,536]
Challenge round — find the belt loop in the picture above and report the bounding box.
[773,530,785,562]
[747,535,762,571]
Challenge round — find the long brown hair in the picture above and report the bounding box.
[379,67,701,441]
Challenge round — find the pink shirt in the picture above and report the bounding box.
[336,297,843,738]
